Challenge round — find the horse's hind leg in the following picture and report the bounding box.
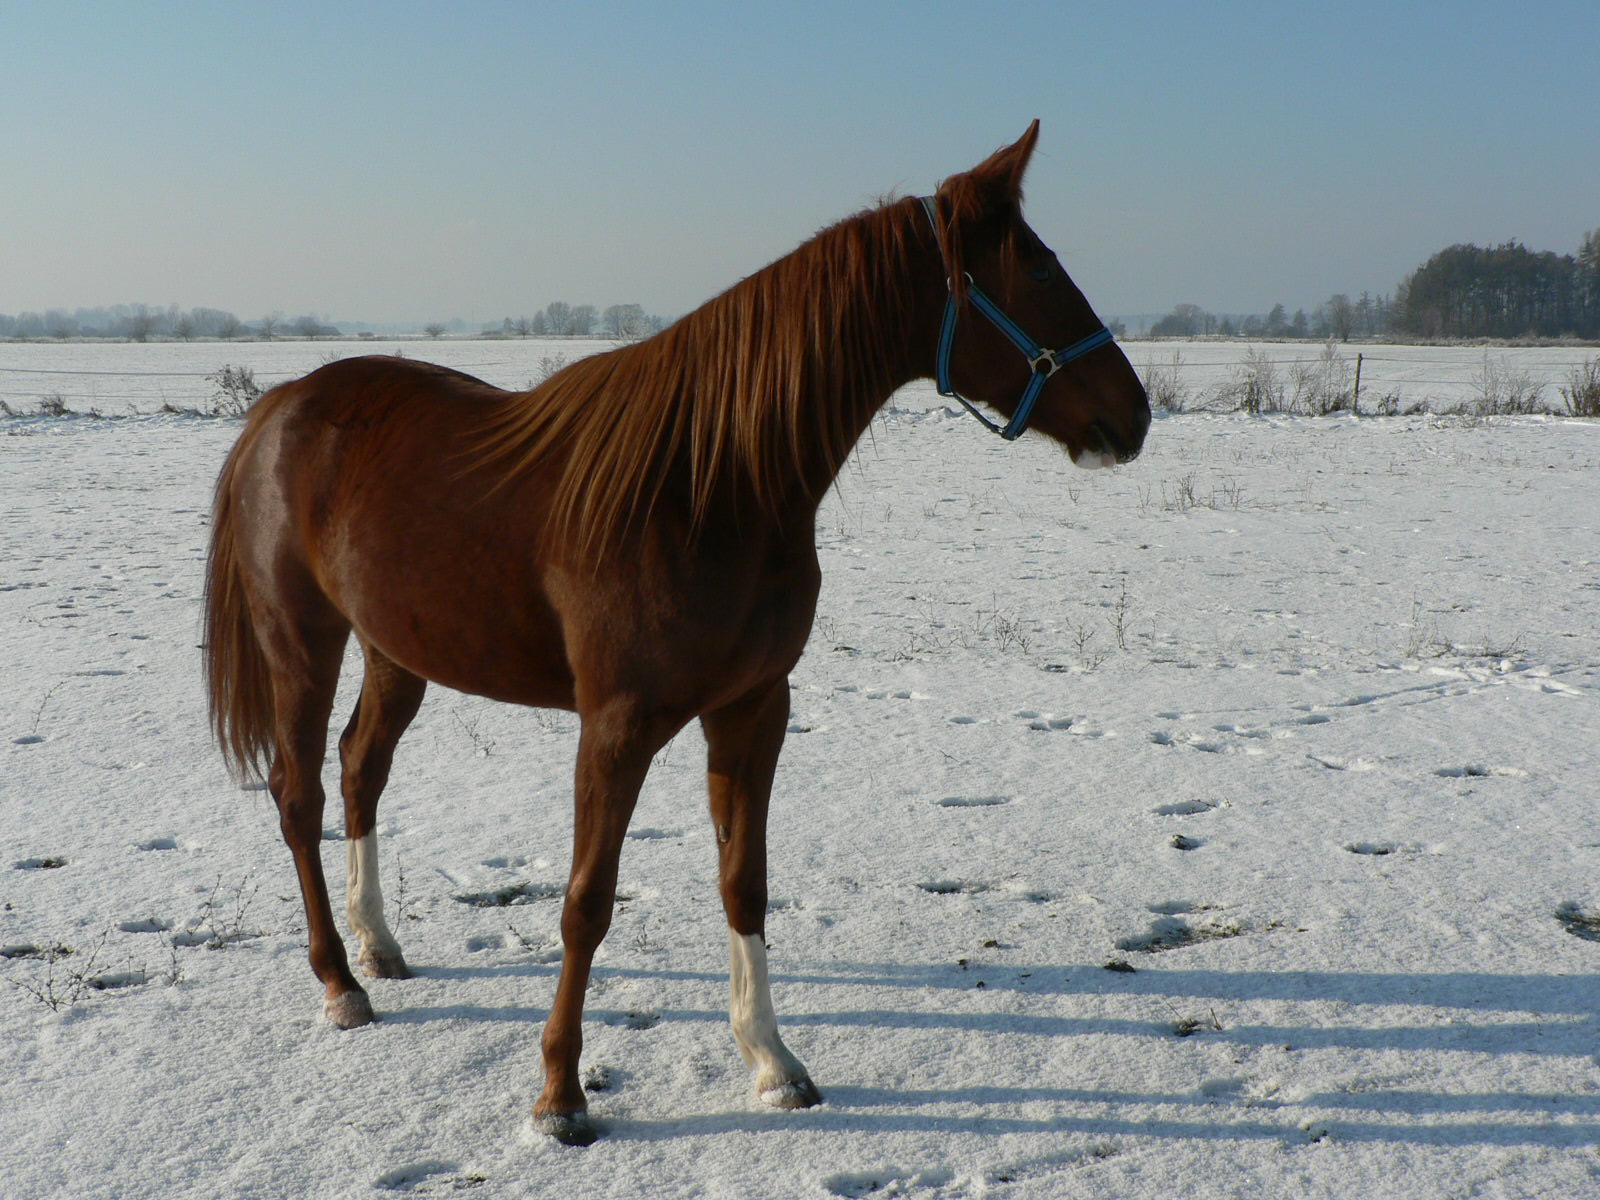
[339,643,427,979]
[258,604,372,1027]
[702,678,820,1109]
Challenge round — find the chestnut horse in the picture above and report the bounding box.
[203,122,1149,1145]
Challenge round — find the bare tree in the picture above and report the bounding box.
[424,322,447,339]
[543,301,572,335]
[603,303,648,338]
[128,306,157,342]
[1326,294,1354,342]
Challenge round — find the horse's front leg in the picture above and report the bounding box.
[703,678,821,1110]
[533,702,661,1146]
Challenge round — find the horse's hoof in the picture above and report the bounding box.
[360,949,413,980]
[325,989,375,1029]
[534,1110,599,1146]
[760,1076,823,1109]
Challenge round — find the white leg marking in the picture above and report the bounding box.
[346,834,402,963]
[728,931,818,1106]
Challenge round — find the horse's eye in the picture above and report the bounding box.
[1030,264,1053,284]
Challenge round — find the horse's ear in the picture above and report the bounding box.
[965,119,1041,208]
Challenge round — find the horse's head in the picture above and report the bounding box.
[927,120,1150,468]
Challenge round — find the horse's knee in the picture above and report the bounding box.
[719,875,766,935]
[560,881,616,947]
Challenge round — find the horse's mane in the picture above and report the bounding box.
[476,194,943,554]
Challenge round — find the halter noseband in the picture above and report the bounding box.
[920,195,1115,441]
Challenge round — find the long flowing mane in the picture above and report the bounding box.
[476,196,930,552]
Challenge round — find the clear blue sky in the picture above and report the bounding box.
[4,0,1597,326]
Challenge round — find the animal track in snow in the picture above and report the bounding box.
[372,1161,483,1193]
[822,1167,957,1198]
[1435,763,1528,778]
[1117,902,1244,953]
[1344,842,1395,856]
[116,918,170,933]
[606,1008,661,1030]
[1153,799,1218,817]
[453,881,560,908]
[1150,729,1261,755]
[1556,902,1600,942]
[15,856,67,870]
[137,837,177,851]
[918,880,989,896]
[1307,754,1378,772]
[935,795,1009,808]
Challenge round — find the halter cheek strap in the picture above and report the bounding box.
[920,195,1115,441]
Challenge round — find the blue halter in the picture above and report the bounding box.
[920,195,1115,441]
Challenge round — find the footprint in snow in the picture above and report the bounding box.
[373,1162,483,1193]
[823,1168,955,1198]
[1344,842,1396,856]
[116,918,171,934]
[1555,902,1600,942]
[919,879,988,895]
[1117,905,1244,953]
[1026,715,1078,732]
[15,856,68,870]
[606,1009,661,1030]
[1307,754,1378,772]
[1153,799,1218,817]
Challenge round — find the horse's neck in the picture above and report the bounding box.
[766,225,939,512]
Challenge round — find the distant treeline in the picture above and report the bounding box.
[1394,232,1600,339]
[1142,227,1600,343]
[13,228,1599,345]
[0,304,338,341]
[480,302,669,340]
[1140,296,1394,341]
[0,300,671,343]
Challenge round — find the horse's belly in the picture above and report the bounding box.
[324,527,578,710]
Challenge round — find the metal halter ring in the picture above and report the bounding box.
[1028,350,1062,378]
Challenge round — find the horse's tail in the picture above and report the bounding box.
[203,435,275,782]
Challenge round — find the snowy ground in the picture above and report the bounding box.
[4,342,1600,1199]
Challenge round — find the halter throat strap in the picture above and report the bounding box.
[919,195,1114,441]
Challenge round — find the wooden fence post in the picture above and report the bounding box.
[1352,352,1363,415]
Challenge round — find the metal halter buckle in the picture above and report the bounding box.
[1028,350,1061,378]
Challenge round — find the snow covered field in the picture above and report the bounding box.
[4,341,1600,1199]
